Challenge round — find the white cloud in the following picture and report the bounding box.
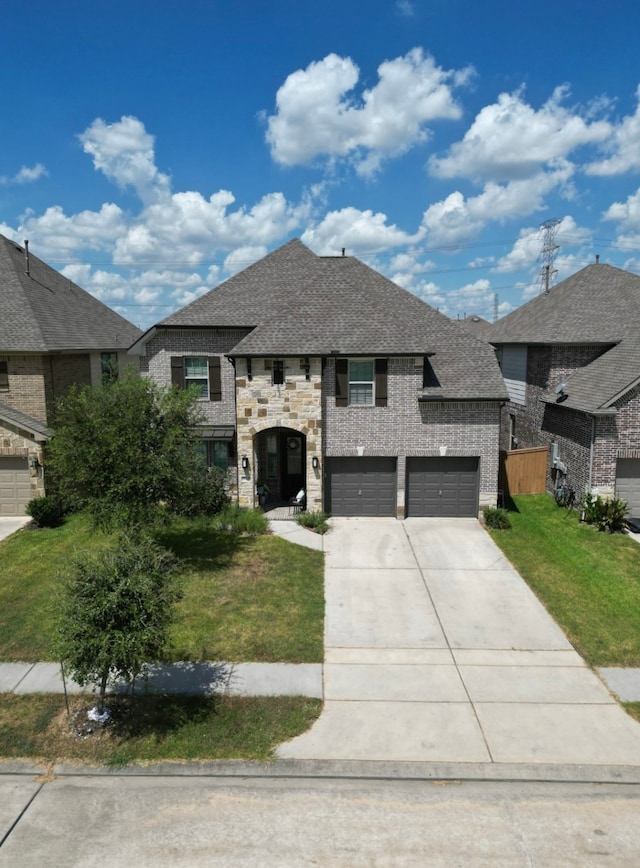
[396,1,415,16]
[0,163,48,185]
[266,49,472,177]
[223,246,268,276]
[301,206,419,254]
[421,164,575,247]
[79,116,171,204]
[602,186,640,246]
[429,86,610,182]
[18,203,127,258]
[585,86,640,176]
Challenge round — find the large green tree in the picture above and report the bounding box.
[56,536,182,713]
[46,370,203,531]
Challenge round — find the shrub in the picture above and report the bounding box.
[213,504,269,535]
[170,467,229,517]
[25,496,63,528]
[483,506,511,530]
[296,510,329,534]
[579,493,628,533]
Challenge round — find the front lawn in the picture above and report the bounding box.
[487,494,640,667]
[0,513,324,664]
[0,693,321,764]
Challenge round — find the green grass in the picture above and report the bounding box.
[0,693,321,764]
[488,495,640,667]
[0,513,324,664]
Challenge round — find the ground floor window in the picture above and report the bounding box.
[196,439,234,472]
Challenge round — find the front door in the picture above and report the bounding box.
[281,432,305,500]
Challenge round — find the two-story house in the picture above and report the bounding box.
[131,239,507,518]
[486,260,640,516]
[0,235,142,515]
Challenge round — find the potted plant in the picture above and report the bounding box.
[256,481,270,507]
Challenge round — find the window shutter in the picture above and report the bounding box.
[375,358,388,407]
[335,359,348,406]
[171,357,184,389]
[209,357,222,401]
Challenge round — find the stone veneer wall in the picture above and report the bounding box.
[323,357,501,515]
[235,357,323,509]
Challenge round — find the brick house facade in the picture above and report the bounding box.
[487,262,640,514]
[134,240,507,518]
[0,235,141,515]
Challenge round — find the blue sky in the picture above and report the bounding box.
[3,0,640,329]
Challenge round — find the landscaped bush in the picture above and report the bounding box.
[25,496,63,528]
[170,467,229,517]
[579,493,628,533]
[213,504,269,535]
[482,506,511,530]
[295,510,329,534]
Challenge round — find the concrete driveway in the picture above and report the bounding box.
[278,517,640,765]
[0,516,31,542]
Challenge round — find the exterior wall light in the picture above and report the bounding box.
[312,456,319,470]
[241,456,249,470]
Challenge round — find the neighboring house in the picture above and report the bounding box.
[485,260,640,515]
[132,239,507,518]
[458,315,494,341]
[0,235,142,515]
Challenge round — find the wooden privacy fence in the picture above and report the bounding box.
[499,446,548,497]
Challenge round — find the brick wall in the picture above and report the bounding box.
[45,354,92,423]
[324,357,501,512]
[0,354,48,423]
[500,344,635,497]
[141,329,246,426]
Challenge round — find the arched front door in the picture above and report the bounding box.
[256,427,306,503]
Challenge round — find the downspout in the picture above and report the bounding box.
[587,415,595,493]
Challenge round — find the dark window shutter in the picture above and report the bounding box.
[335,359,348,406]
[171,357,184,389]
[209,357,222,401]
[375,358,388,407]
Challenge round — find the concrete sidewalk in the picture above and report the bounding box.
[0,661,322,698]
[278,517,640,766]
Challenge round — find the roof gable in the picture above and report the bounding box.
[0,235,142,352]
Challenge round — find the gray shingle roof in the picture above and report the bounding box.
[486,261,640,413]
[0,235,141,352]
[155,239,507,401]
[541,338,640,414]
[486,263,640,345]
[0,402,53,440]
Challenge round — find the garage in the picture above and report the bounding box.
[615,458,640,516]
[325,457,397,516]
[406,457,479,517]
[0,457,32,517]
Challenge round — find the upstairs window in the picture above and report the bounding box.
[349,360,375,405]
[335,359,387,407]
[171,356,222,401]
[0,361,8,391]
[185,357,209,398]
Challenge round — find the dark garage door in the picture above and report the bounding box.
[326,457,397,516]
[616,458,640,516]
[406,457,479,517]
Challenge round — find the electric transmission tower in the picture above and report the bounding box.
[539,218,561,294]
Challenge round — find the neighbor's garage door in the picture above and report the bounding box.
[406,457,479,517]
[0,457,31,516]
[326,457,397,516]
[615,458,640,516]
